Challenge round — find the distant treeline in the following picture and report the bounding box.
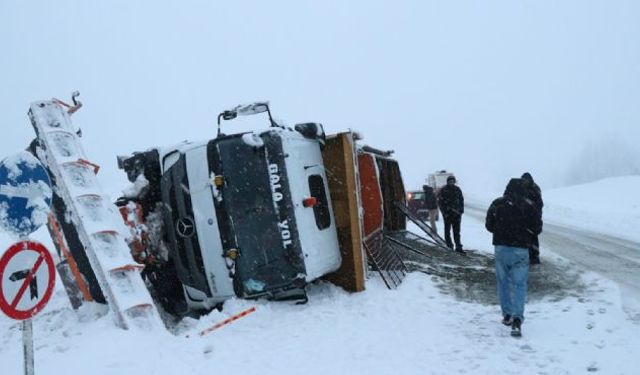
[564,136,640,185]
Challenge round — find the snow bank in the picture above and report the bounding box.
[1,197,639,375]
[1,269,638,375]
[543,176,640,243]
[467,175,640,244]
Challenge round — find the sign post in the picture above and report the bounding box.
[0,151,54,375]
[23,317,34,375]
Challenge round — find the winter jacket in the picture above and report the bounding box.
[485,178,543,249]
[521,172,543,217]
[422,185,438,210]
[438,184,464,217]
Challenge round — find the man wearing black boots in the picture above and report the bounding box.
[486,178,543,337]
[438,175,465,253]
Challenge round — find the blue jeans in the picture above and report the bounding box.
[495,245,530,321]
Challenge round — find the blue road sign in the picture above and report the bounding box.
[0,151,52,236]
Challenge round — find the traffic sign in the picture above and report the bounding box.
[0,241,55,320]
[0,151,52,236]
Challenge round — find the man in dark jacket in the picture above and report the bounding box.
[438,175,464,252]
[422,184,438,235]
[521,172,543,265]
[486,178,543,337]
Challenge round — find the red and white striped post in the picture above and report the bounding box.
[197,307,257,337]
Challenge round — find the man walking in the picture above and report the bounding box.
[485,178,543,337]
[438,175,464,252]
[521,172,543,265]
[422,184,438,235]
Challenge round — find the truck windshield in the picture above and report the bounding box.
[207,133,305,296]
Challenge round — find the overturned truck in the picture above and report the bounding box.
[116,103,341,313]
[25,95,446,329]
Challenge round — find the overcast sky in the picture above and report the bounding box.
[2,0,639,199]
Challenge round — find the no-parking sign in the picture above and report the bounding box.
[0,241,55,320]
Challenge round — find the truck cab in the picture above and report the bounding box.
[118,103,341,312]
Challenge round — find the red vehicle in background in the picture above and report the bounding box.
[406,170,456,222]
[406,190,429,221]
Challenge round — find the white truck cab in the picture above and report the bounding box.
[118,103,341,312]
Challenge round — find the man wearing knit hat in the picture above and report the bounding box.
[437,175,465,253]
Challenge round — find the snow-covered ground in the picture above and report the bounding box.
[1,178,640,374]
[469,176,640,243]
[543,176,640,243]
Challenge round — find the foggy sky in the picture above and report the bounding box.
[2,0,639,199]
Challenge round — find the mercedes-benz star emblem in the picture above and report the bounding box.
[176,217,195,238]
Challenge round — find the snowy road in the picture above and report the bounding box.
[466,204,640,322]
[1,201,639,375]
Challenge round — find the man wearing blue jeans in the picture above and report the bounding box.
[485,178,543,337]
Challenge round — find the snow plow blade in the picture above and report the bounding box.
[28,99,164,330]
